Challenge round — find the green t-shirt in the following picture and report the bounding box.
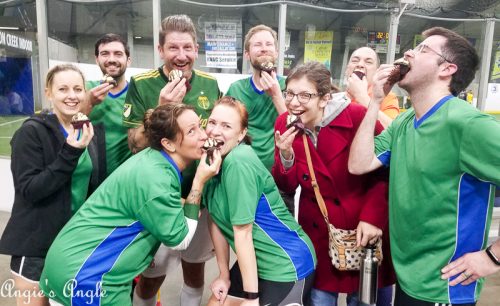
[204,144,316,282]
[40,148,190,305]
[374,96,500,304]
[70,149,92,213]
[226,77,286,171]
[87,81,132,175]
[123,67,222,129]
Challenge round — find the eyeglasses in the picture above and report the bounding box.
[412,44,452,63]
[282,91,320,104]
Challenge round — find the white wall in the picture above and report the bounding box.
[0,159,14,212]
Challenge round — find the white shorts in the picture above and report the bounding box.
[142,208,214,278]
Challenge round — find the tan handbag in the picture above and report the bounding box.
[302,134,382,271]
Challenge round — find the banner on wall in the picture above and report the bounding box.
[491,42,500,81]
[204,21,237,69]
[304,31,333,69]
[367,31,400,53]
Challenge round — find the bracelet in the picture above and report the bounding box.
[242,290,259,300]
[485,245,500,266]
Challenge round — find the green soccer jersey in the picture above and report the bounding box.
[87,81,132,175]
[204,144,316,282]
[40,148,194,306]
[374,96,500,304]
[226,77,286,171]
[123,67,221,129]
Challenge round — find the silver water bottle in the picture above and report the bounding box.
[359,245,378,305]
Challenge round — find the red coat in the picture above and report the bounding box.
[272,103,395,293]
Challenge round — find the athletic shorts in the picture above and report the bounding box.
[228,262,314,306]
[10,256,45,282]
[395,284,476,306]
[141,209,214,278]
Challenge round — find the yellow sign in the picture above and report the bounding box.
[304,31,333,69]
[491,50,500,81]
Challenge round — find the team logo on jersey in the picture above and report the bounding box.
[123,104,132,118]
[197,95,210,110]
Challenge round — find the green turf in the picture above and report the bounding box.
[0,116,27,157]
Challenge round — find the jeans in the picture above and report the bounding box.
[311,286,393,306]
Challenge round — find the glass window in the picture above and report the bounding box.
[47,0,154,68]
[485,22,500,113]
[162,0,280,74]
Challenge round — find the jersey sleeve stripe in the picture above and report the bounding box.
[376,151,391,167]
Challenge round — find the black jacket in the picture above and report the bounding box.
[0,113,106,257]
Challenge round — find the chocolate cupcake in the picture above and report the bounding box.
[387,58,410,86]
[260,61,275,73]
[100,74,117,87]
[353,70,365,80]
[286,114,304,131]
[71,112,90,129]
[202,138,224,158]
[168,69,191,92]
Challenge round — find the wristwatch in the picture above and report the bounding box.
[485,245,500,266]
[242,290,259,300]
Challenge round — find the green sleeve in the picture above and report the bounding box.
[123,77,146,128]
[223,161,260,225]
[459,115,500,186]
[136,181,188,247]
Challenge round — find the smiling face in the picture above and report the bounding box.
[158,31,199,80]
[95,41,130,79]
[245,30,278,72]
[205,104,247,157]
[45,70,86,121]
[171,109,207,162]
[285,76,329,129]
[345,47,378,84]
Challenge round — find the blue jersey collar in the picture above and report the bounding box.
[160,150,183,183]
[250,77,265,95]
[414,95,453,129]
[108,82,129,99]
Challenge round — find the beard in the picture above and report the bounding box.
[99,62,126,79]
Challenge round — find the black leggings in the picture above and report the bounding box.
[395,283,476,306]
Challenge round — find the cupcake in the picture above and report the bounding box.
[202,138,224,158]
[352,70,365,80]
[387,58,410,86]
[286,114,304,131]
[100,74,117,87]
[260,61,276,73]
[71,112,90,129]
[168,69,191,92]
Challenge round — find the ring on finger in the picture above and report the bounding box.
[462,272,471,279]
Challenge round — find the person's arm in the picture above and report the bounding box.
[260,71,287,114]
[127,126,149,154]
[441,239,500,286]
[208,215,231,304]
[81,82,114,115]
[234,223,259,305]
[349,65,394,175]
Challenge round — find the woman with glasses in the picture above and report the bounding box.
[273,61,395,306]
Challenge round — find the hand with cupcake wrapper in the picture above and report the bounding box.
[67,113,94,149]
[158,69,189,105]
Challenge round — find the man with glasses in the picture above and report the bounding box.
[345,46,400,128]
[349,27,500,306]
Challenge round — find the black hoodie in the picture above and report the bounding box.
[0,112,106,257]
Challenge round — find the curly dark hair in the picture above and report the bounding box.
[144,104,195,150]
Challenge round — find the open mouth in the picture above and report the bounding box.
[202,138,224,158]
[352,69,365,80]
